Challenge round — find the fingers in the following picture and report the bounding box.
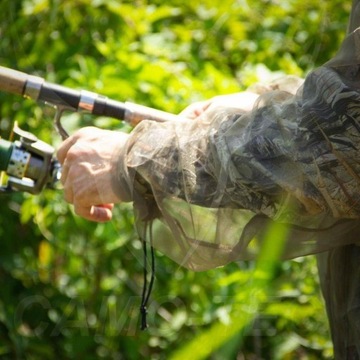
[178,92,260,121]
[60,159,69,181]
[57,127,101,164]
[57,135,77,164]
[55,127,128,222]
[179,100,212,119]
[57,137,112,222]
[74,204,114,222]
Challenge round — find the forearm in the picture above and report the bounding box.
[121,95,290,219]
[120,66,360,225]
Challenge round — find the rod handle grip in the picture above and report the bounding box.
[0,66,28,96]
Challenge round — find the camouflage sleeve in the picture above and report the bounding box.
[114,26,360,271]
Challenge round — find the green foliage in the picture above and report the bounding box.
[0,0,351,358]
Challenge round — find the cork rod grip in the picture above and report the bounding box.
[0,66,28,96]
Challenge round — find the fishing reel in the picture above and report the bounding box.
[0,123,61,194]
[0,66,180,195]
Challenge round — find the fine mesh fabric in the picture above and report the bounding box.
[115,1,360,356]
[117,8,360,271]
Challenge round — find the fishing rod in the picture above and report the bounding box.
[0,66,179,194]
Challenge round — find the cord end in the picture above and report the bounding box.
[140,305,148,331]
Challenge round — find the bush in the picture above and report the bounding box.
[0,1,350,358]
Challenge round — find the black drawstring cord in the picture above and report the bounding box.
[140,222,155,330]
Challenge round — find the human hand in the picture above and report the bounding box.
[179,91,259,120]
[57,127,129,222]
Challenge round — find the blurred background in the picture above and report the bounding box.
[0,0,352,359]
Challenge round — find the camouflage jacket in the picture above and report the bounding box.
[116,19,360,271]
